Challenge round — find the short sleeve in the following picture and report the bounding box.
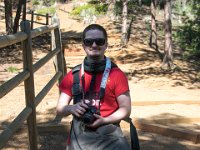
[111,68,129,97]
[59,70,73,96]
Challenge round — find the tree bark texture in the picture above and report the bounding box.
[107,0,116,19]
[162,0,174,69]
[4,0,13,34]
[121,0,128,46]
[150,0,158,51]
[13,0,23,33]
[22,0,27,21]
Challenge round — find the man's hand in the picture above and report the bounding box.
[86,114,105,128]
[70,102,88,118]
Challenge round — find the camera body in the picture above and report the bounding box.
[82,105,97,124]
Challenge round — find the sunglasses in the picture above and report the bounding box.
[83,38,106,46]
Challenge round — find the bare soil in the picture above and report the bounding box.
[1,1,200,150]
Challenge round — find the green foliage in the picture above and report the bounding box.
[94,3,108,14]
[32,0,56,6]
[174,1,200,59]
[32,0,39,5]
[114,1,122,15]
[45,0,56,6]
[70,3,107,17]
[142,0,165,8]
[6,66,19,73]
[142,0,151,6]
[145,21,151,33]
[70,4,94,16]
[31,0,56,7]
[173,1,194,18]
[36,7,56,15]
[88,0,100,5]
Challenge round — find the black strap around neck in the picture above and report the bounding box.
[72,58,117,104]
[83,57,117,73]
[88,74,96,101]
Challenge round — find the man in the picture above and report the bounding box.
[56,24,132,150]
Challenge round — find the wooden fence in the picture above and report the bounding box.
[0,16,65,149]
[29,11,51,29]
[0,5,51,30]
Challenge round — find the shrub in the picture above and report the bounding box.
[70,3,107,17]
[36,7,56,15]
[32,0,39,5]
[32,0,56,6]
[174,2,200,59]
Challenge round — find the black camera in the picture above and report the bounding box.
[82,105,97,124]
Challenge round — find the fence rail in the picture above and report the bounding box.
[0,32,27,48]
[0,6,51,31]
[0,70,30,98]
[0,15,65,149]
[29,11,52,29]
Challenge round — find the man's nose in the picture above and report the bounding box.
[91,41,98,47]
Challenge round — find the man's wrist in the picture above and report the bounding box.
[62,105,73,116]
[103,117,111,124]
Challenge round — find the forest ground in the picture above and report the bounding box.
[0,1,200,150]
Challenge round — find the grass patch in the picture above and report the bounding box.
[36,7,56,15]
[5,66,19,73]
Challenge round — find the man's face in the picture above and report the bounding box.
[83,29,107,60]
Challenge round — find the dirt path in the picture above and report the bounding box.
[1,1,200,150]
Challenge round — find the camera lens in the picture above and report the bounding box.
[83,117,91,124]
[83,113,95,124]
[82,106,97,124]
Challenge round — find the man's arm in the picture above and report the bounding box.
[56,92,88,117]
[88,92,131,128]
[104,91,131,123]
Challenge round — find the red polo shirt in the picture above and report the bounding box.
[59,67,129,117]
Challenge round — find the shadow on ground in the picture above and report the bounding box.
[1,107,200,150]
[109,46,200,89]
[0,35,51,65]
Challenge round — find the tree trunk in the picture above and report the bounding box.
[150,0,158,51]
[121,0,128,47]
[13,0,19,9]
[4,0,13,34]
[107,0,116,20]
[13,0,23,33]
[22,0,27,21]
[162,0,175,70]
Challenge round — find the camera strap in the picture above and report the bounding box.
[80,57,111,105]
[72,57,116,105]
[79,57,110,114]
[99,57,111,99]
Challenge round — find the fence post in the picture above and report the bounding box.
[20,20,38,150]
[45,13,49,40]
[31,11,34,29]
[51,15,66,84]
[46,13,49,25]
